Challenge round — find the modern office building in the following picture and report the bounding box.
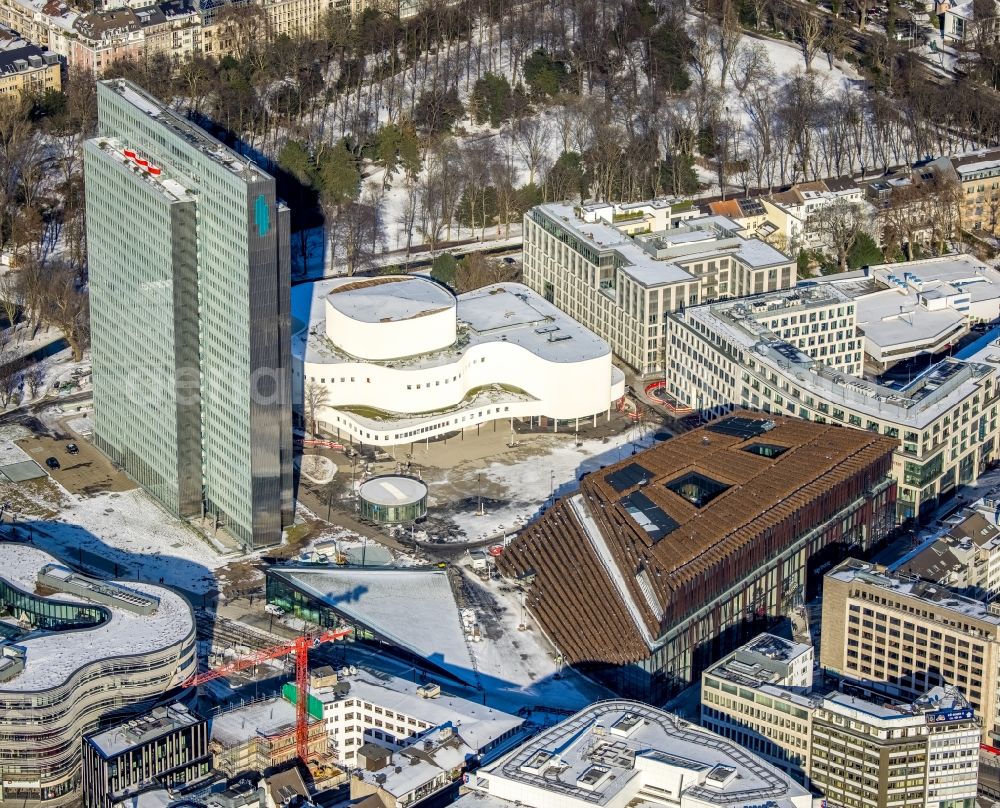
[522,200,796,376]
[700,634,817,779]
[665,273,1000,522]
[0,544,196,806]
[810,688,979,808]
[701,633,981,808]
[497,413,898,699]
[292,277,624,446]
[85,78,293,548]
[456,700,812,808]
[82,703,211,808]
[821,558,1000,745]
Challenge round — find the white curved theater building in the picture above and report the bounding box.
[291,276,625,446]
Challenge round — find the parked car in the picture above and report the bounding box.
[66,443,79,455]
[45,457,60,470]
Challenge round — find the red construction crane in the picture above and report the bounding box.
[184,626,352,761]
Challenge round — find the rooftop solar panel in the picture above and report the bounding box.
[706,416,775,439]
[621,490,679,542]
[605,462,654,493]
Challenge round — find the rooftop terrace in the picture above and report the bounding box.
[0,543,193,693]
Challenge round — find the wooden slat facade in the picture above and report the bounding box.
[498,412,898,697]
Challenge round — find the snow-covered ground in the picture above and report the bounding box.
[24,488,228,594]
[465,562,612,712]
[431,425,659,543]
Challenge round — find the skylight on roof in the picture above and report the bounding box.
[743,443,788,459]
[665,472,731,508]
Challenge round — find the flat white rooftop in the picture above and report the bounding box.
[326,276,454,324]
[314,666,523,752]
[88,702,201,757]
[293,281,611,369]
[209,697,299,747]
[828,559,1000,625]
[268,567,475,684]
[533,203,790,290]
[466,700,810,808]
[686,288,998,428]
[358,475,428,506]
[0,543,193,693]
[854,288,966,350]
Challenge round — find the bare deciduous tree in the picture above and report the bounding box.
[23,361,45,399]
[511,116,553,186]
[0,364,20,409]
[793,7,830,72]
[330,201,385,276]
[806,199,867,272]
[44,262,89,362]
[304,379,331,436]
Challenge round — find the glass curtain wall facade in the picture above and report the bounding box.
[85,79,293,548]
[358,495,428,523]
[0,577,106,639]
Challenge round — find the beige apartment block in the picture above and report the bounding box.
[0,46,60,100]
[523,200,796,376]
[821,558,1000,746]
[703,633,981,808]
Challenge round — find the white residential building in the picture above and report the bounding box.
[701,634,981,808]
[308,666,524,767]
[940,0,1000,41]
[764,180,869,253]
[292,276,625,446]
[522,200,796,376]
[455,700,813,808]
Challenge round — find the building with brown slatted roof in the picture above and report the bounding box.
[497,412,898,700]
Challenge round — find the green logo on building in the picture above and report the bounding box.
[255,194,270,237]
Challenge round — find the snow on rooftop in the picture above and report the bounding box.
[314,667,524,752]
[270,567,476,684]
[470,700,810,808]
[89,703,200,757]
[294,281,611,368]
[829,560,1000,624]
[358,475,428,507]
[210,698,299,747]
[326,276,455,324]
[689,291,995,428]
[854,288,966,350]
[0,543,194,692]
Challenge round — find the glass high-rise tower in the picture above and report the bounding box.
[85,79,293,549]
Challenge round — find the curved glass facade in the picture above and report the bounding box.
[0,577,106,638]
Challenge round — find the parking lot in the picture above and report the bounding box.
[15,433,135,496]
